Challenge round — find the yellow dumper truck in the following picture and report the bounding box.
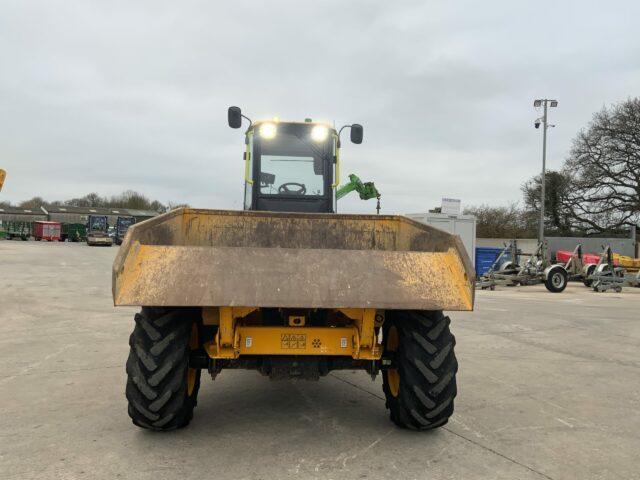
[113,108,475,431]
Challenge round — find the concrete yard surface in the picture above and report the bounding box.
[1,241,639,480]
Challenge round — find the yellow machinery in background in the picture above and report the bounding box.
[613,253,640,270]
[0,169,6,192]
[115,108,474,432]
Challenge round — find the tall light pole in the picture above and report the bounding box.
[533,99,558,243]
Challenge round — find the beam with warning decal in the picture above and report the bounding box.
[204,325,382,360]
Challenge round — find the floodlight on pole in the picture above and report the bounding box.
[533,99,558,243]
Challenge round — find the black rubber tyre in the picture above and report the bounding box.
[544,266,568,293]
[126,307,202,431]
[382,310,457,430]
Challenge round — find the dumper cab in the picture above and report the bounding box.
[228,107,363,214]
[114,216,135,246]
[86,215,113,247]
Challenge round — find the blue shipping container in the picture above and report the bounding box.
[475,247,505,277]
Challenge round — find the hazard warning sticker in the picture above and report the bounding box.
[281,333,306,349]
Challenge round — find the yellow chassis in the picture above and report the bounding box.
[202,307,383,360]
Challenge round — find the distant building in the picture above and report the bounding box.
[42,206,159,226]
[0,205,158,228]
[0,206,47,224]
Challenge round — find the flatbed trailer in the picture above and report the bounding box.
[560,244,599,286]
[476,240,569,293]
[3,221,32,241]
[587,245,640,292]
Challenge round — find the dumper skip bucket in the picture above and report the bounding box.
[113,208,474,311]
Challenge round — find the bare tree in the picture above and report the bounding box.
[66,192,107,208]
[521,170,574,235]
[150,200,168,213]
[463,204,534,238]
[563,98,640,233]
[4,191,183,213]
[108,190,153,210]
[18,196,49,209]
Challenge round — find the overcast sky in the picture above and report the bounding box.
[1,1,639,214]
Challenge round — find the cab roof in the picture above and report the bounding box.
[251,119,335,131]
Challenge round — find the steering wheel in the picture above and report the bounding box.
[278,182,307,195]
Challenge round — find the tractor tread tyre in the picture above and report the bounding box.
[126,307,201,431]
[383,310,457,431]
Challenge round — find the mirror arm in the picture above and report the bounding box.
[241,114,253,132]
[337,124,351,141]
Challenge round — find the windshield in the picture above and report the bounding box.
[118,218,135,229]
[260,155,324,195]
[257,126,332,197]
[89,216,107,231]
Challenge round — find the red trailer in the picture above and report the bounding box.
[33,221,62,241]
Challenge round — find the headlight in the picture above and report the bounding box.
[311,125,329,142]
[259,123,277,139]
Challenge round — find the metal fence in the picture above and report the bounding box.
[546,236,636,258]
[477,229,637,259]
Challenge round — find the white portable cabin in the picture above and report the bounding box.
[405,212,477,266]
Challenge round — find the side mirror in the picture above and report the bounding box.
[350,124,363,144]
[228,106,242,129]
